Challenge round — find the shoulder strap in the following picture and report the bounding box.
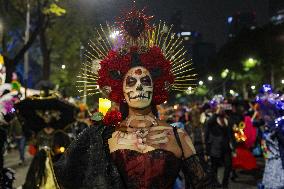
[173,127,185,159]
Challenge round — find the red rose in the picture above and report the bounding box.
[103,110,123,127]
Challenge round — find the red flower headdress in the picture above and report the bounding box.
[77,7,196,105]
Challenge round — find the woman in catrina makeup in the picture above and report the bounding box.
[55,7,212,189]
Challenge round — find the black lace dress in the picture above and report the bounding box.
[54,125,212,189]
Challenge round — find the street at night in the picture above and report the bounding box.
[1,0,284,189]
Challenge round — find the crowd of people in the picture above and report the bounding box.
[157,87,284,189]
[0,86,92,188]
[1,85,284,189]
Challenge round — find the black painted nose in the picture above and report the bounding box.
[136,84,143,91]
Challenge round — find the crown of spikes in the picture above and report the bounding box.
[77,7,197,104]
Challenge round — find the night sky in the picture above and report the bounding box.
[79,0,269,48]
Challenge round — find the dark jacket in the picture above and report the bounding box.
[205,114,235,158]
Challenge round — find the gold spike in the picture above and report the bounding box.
[171,85,188,88]
[166,45,184,60]
[157,22,166,47]
[78,92,100,97]
[84,52,97,61]
[171,87,196,91]
[171,61,192,72]
[175,78,196,81]
[175,73,197,78]
[167,42,184,59]
[171,88,191,92]
[86,88,99,91]
[76,81,97,84]
[164,34,175,53]
[77,75,98,81]
[96,29,110,53]
[171,51,186,64]
[77,87,99,91]
[87,43,101,59]
[148,30,154,47]
[172,64,192,73]
[102,23,112,49]
[79,74,98,80]
[172,85,197,88]
[171,57,186,66]
[161,25,173,51]
[89,40,107,57]
[80,66,97,73]
[76,85,99,90]
[165,36,180,54]
[82,62,96,70]
[80,67,98,75]
[79,73,98,79]
[171,88,189,91]
[173,83,197,86]
[95,30,108,56]
[88,41,104,58]
[76,85,99,88]
[77,76,98,81]
[172,68,195,76]
[154,21,161,45]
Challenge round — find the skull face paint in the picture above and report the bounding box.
[123,66,153,109]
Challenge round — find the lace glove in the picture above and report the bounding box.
[182,154,213,189]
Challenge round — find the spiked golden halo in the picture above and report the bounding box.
[77,19,197,97]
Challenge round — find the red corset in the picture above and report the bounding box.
[111,149,182,189]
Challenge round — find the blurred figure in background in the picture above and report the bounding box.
[9,112,26,165]
[226,102,243,181]
[174,104,189,125]
[175,104,190,139]
[188,103,206,159]
[36,126,55,149]
[205,105,236,189]
[23,126,70,189]
[0,124,6,187]
[200,103,213,126]
[0,119,15,189]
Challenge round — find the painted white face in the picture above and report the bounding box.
[123,66,153,109]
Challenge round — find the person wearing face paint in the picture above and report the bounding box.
[55,7,212,189]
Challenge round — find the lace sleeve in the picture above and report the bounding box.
[182,154,213,189]
[54,125,124,189]
[54,127,91,189]
[172,127,212,189]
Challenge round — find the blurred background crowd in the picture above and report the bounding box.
[1,82,283,189]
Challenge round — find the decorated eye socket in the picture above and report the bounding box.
[141,76,151,86]
[126,76,137,87]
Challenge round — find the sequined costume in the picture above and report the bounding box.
[55,125,211,189]
[262,133,284,189]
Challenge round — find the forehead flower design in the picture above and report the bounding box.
[77,7,197,105]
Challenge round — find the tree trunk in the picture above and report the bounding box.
[4,58,15,83]
[242,82,248,100]
[271,65,275,87]
[2,0,46,83]
[39,29,50,81]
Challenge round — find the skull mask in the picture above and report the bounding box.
[123,66,153,109]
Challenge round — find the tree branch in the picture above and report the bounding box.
[13,15,46,64]
[4,0,25,22]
